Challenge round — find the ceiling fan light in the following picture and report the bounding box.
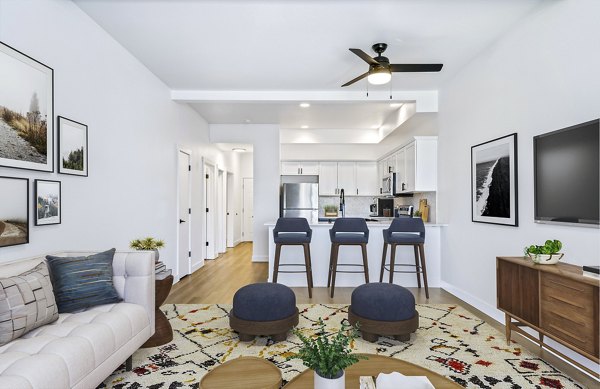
[368,68,392,85]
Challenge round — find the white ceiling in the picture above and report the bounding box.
[215,143,253,153]
[192,101,400,128]
[74,0,543,92]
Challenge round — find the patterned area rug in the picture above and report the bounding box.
[100,304,585,388]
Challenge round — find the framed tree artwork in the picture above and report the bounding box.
[58,116,88,176]
[471,133,518,226]
[0,176,29,248]
[34,179,61,226]
[0,41,54,172]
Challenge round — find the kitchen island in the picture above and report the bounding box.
[265,220,445,288]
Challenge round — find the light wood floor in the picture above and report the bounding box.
[166,242,596,387]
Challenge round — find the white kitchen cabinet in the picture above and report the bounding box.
[281,161,320,175]
[318,162,338,195]
[393,137,437,193]
[337,162,356,195]
[355,162,379,196]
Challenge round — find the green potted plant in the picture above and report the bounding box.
[130,237,165,261]
[324,205,338,217]
[288,319,366,389]
[524,239,563,265]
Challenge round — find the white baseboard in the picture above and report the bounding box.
[191,260,204,273]
[252,255,268,262]
[232,239,241,247]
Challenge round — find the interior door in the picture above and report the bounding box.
[217,169,225,255]
[205,163,216,259]
[337,162,356,195]
[242,178,254,241]
[177,151,191,279]
[226,172,234,247]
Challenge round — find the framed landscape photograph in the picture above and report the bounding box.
[471,133,518,226]
[0,176,29,248]
[34,179,61,226]
[0,41,54,172]
[58,116,88,176]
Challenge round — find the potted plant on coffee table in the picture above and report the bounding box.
[130,237,165,262]
[289,319,366,389]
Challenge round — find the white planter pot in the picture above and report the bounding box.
[528,253,564,265]
[314,370,345,389]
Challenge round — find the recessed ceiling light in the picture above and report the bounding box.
[301,125,309,129]
[300,102,310,108]
[232,148,246,153]
[390,103,402,108]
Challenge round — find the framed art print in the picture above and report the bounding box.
[471,133,518,226]
[0,41,54,172]
[34,179,61,226]
[58,116,88,176]
[0,176,29,248]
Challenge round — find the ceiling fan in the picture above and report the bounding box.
[341,43,443,87]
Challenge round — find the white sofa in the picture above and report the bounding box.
[0,251,155,389]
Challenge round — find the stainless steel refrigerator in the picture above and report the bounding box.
[281,183,319,223]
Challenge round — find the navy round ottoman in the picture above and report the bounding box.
[348,283,419,342]
[229,283,299,342]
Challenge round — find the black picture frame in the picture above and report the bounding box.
[471,133,518,227]
[34,179,61,226]
[0,41,54,172]
[0,176,29,248]
[58,116,88,177]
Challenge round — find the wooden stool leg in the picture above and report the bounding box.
[330,244,339,298]
[362,331,379,343]
[379,243,388,282]
[327,243,335,288]
[271,332,288,342]
[389,244,397,284]
[414,245,422,288]
[395,334,410,342]
[238,333,254,342]
[303,243,313,298]
[361,243,369,283]
[418,243,429,299]
[273,243,282,283]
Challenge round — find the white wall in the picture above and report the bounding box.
[0,0,236,281]
[437,0,600,371]
[209,125,279,261]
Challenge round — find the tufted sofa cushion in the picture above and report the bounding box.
[0,251,155,389]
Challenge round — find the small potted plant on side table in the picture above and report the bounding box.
[289,319,366,389]
[130,237,165,262]
[524,239,563,265]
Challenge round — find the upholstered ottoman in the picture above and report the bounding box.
[229,283,299,342]
[348,283,419,342]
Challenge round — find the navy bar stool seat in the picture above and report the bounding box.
[327,218,370,298]
[272,217,314,298]
[379,217,429,299]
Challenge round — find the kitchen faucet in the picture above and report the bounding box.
[339,188,345,218]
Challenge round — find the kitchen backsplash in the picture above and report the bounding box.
[318,192,437,222]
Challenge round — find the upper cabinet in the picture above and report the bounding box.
[281,161,319,175]
[355,162,379,196]
[318,162,338,195]
[393,137,437,193]
[316,161,379,196]
[337,162,356,195]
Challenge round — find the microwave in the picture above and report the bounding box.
[381,173,397,196]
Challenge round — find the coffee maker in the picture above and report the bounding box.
[375,198,394,217]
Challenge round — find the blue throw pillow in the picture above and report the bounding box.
[46,248,122,313]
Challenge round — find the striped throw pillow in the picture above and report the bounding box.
[0,262,59,346]
[46,248,122,313]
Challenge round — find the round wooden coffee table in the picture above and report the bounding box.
[283,354,462,389]
[200,356,282,389]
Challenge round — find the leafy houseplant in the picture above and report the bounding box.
[289,319,366,389]
[324,205,338,217]
[524,239,563,265]
[130,237,165,261]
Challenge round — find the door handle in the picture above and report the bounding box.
[179,219,186,224]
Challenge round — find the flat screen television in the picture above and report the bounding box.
[534,119,599,227]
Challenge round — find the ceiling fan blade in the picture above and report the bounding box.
[390,64,443,72]
[349,48,380,66]
[341,72,369,87]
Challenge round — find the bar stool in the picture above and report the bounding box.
[327,218,370,298]
[379,217,429,299]
[272,217,314,298]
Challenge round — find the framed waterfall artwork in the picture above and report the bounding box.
[34,179,61,226]
[58,116,88,176]
[0,41,54,172]
[471,133,518,227]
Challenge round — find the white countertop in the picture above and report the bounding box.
[265,220,447,227]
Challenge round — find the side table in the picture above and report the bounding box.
[142,274,174,348]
